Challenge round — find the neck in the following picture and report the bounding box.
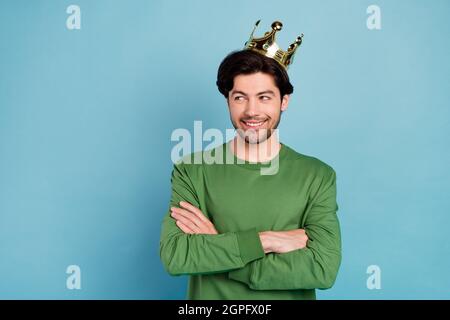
[231,132,281,163]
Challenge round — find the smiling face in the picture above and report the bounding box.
[227,72,290,144]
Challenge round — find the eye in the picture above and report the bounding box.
[260,96,271,101]
[234,96,245,101]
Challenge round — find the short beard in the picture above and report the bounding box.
[231,110,283,144]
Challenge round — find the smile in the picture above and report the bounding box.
[241,120,267,129]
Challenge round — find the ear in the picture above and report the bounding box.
[281,94,290,112]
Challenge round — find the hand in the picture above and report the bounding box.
[170,201,218,235]
[259,229,309,254]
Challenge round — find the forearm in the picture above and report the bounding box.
[228,239,341,290]
[227,229,340,290]
[160,212,265,276]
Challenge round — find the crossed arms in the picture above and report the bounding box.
[159,162,342,290]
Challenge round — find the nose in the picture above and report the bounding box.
[244,97,259,118]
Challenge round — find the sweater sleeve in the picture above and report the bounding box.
[159,161,265,276]
[228,168,342,290]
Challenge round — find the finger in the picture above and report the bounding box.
[171,207,203,228]
[171,209,201,232]
[179,201,211,224]
[176,220,195,234]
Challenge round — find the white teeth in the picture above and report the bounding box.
[244,121,264,127]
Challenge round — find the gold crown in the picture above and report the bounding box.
[244,20,304,70]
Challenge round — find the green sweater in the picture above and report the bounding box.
[159,141,341,300]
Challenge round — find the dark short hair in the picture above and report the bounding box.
[216,50,294,100]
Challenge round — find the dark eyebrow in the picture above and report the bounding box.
[230,90,275,96]
[257,90,275,96]
[230,90,248,96]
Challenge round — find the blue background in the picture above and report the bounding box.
[1,0,449,299]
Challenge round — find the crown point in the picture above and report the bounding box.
[272,21,282,31]
[244,20,303,69]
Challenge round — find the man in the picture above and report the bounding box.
[159,21,341,300]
